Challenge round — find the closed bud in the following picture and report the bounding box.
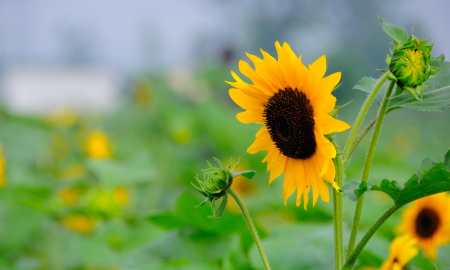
[192,157,256,218]
[387,36,440,99]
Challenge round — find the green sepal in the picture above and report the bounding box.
[195,197,210,208]
[332,83,342,92]
[232,170,256,179]
[209,194,228,219]
[329,100,353,118]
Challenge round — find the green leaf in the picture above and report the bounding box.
[370,150,450,207]
[342,181,374,201]
[232,170,256,179]
[248,224,334,270]
[377,16,408,46]
[387,61,450,112]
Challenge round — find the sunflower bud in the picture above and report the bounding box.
[192,157,255,218]
[386,36,440,99]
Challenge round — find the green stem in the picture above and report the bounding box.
[342,73,389,164]
[333,155,345,270]
[228,187,271,270]
[346,80,395,262]
[342,115,378,167]
[342,205,399,270]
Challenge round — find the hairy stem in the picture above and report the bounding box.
[342,206,399,270]
[342,73,389,165]
[333,155,345,270]
[346,80,396,262]
[228,187,271,270]
[342,116,378,167]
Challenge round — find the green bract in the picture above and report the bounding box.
[192,157,256,218]
[385,36,440,100]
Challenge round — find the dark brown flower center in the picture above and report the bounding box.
[415,208,440,238]
[264,87,316,159]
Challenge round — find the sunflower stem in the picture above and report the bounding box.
[342,205,399,270]
[333,154,345,270]
[227,187,271,270]
[346,80,396,263]
[342,72,389,166]
[342,115,378,167]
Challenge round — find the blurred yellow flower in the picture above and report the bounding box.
[85,130,112,159]
[113,187,129,206]
[62,164,86,180]
[62,215,95,234]
[379,235,418,270]
[58,187,81,206]
[397,192,450,260]
[0,146,6,189]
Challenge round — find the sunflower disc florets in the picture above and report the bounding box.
[385,35,441,100]
[192,157,255,218]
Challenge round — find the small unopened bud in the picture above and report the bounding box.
[192,157,255,218]
[387,36,440,99]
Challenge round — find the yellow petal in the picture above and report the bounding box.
[319,72,341,94]
[323,158,336,184]
[294,159,307,207]
[323,114,351,134]
[236,110,264,124]
[229,88,265,111]
[247,130,272,154]
[268,151,287,185]
[239,60,273,96]
[282,158,296,205]
[311,55,327,79]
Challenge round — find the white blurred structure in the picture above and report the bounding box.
[1,66,120,114]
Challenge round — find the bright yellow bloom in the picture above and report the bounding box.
[113,187,129,206]
[58,187,81,205]
[227,42,350,208]
[0,146,5,188]
[62,215,95,234]
[379,235,418,270]
[84,130,112,159]
[397,192,450,260]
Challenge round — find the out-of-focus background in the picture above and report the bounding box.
[0,1,450,269]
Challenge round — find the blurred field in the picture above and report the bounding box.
[1,1,450,269]
[0,64,449,269]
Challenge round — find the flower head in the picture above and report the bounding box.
[397,192,450,260]
[379,235,418,270]
[192,158,256,218]
[386,36,440,99]
[62,214,95,234]
[227,42,350,208]
[84,130,112,159]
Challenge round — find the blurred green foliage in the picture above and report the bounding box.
[0,63,449,270]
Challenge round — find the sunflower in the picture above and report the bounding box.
[227,42,350,208]
[397,192,450,260]
[379,235,418,270]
